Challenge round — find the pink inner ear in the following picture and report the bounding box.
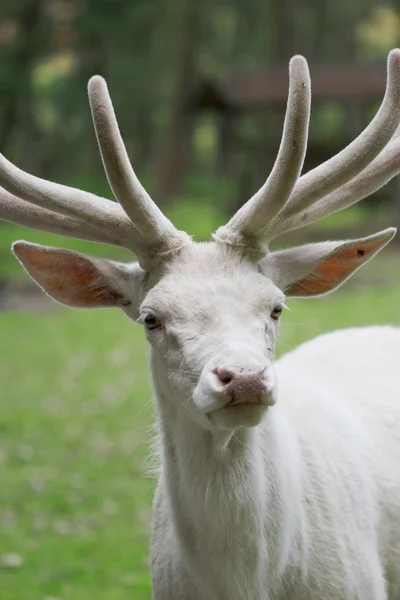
[285,238,382,297]
[14,243,123,308]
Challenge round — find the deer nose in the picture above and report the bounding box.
[213,365,268,405]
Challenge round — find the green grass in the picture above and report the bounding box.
[0,310,153,600]
[0,266,400,599]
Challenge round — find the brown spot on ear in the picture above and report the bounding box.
[286,237,385,297]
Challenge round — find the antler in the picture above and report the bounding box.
[88,76,188,257]
[0,78,190,270]
[0,186,126,246]
[271,130,400,237]
[216,49,400,254]
[214,55,311,252]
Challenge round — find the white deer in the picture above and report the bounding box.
[1,51,400,600]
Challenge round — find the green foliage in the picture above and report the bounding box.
[167,199,224,241]
[356,6,400,60]
[166,176,234,240]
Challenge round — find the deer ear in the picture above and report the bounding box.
[12,241,144,310]
[260,228,396,297]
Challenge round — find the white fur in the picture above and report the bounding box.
[130,244,400,600]
[151,324,400,600]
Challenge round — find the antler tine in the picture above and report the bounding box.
[268,49,400,237]
[214,55,310,252]
[270,132,400,238]
[0,153,136,243]
[0,186,126,246]
[88,76,188,256]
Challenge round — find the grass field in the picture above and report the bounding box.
[1,239,400,599]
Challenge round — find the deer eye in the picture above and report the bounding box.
[271,306,283,321]
[144,314,162,330]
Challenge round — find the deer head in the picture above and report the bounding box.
[1,52,399,432]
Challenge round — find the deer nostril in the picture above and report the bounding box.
[213,368,235,386]
[219,373,233,385]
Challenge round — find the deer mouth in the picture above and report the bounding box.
[227,396,267,407]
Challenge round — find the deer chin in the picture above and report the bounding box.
[208,401,269,430]
[206,388,277,430]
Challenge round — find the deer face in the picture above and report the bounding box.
[138,244,284,430]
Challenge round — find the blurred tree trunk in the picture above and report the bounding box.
[313,2,328,59]
[156,0,204,204]
[52,0,110,181]
[77,30,107,178]
[0,98,17,155]
[0,0,43,158]
[270,0,298,61]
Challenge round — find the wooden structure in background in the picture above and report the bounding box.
[185,63,394,214]
[191,64,387,107]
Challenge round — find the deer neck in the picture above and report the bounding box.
[150,367,304,590]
